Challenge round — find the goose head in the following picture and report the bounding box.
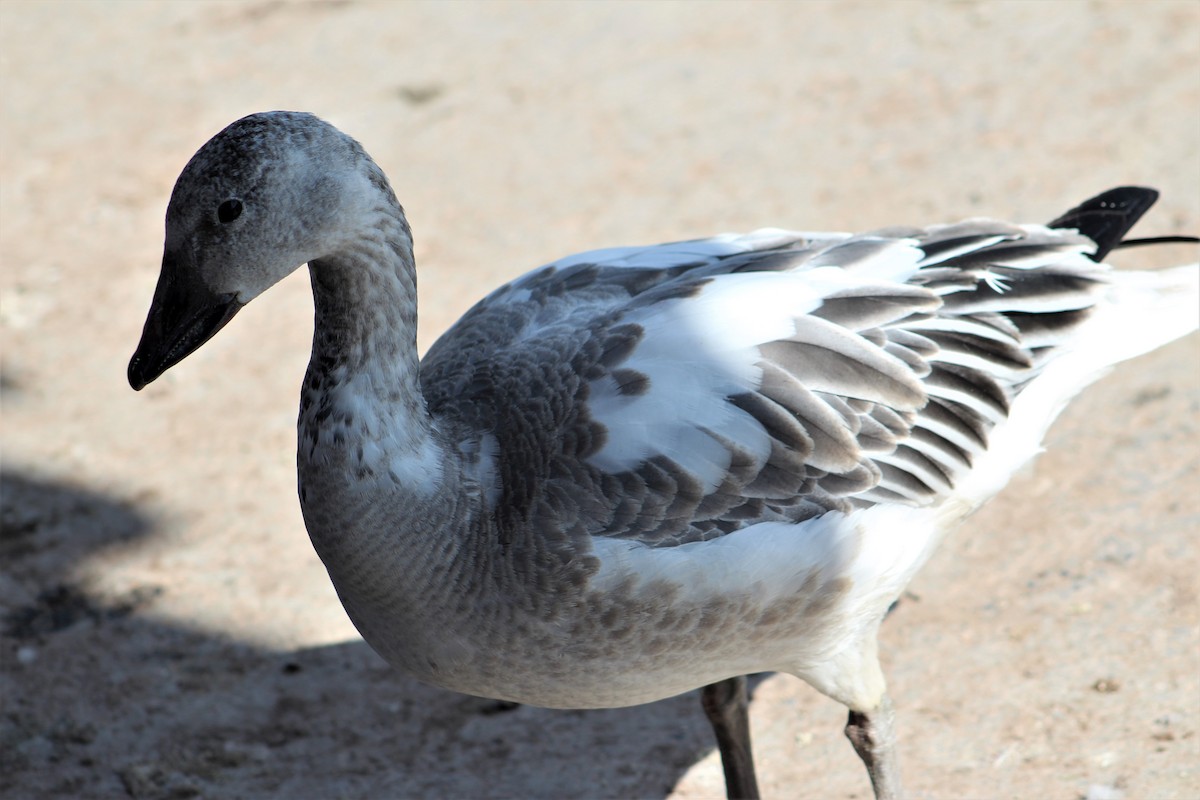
[128,111,383,390]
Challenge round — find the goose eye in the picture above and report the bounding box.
[217,199,243,224]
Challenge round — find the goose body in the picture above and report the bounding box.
[129,111,1199,799]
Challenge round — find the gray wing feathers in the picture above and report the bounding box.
[421,221,1111,549]
[759,318,927,407]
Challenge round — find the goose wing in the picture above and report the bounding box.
[420,219,1110,547]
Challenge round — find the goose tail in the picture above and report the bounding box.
[1095,262,1199,363]
[1047,185,1199,364]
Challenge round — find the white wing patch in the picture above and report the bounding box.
[586,272,829,489]
[583,240,936,492]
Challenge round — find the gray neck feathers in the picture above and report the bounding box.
[298,169,436,477]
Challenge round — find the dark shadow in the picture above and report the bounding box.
[1,469,155,593]
[1,469,779,799]
[0,369,19,396]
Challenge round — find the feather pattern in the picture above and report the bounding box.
[422,221,1131,544]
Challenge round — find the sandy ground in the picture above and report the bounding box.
[2,2,1198,799]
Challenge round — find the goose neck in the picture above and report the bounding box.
[299,198,438,477]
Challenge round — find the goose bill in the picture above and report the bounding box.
[127,254,242,390]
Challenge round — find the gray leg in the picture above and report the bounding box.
[844,694,903,800]
[701,676,761,800]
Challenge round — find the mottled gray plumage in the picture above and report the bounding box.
[128,112,1199,800]
[419,220,1110,547]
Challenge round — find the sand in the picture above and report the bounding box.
[1,2,1197,798]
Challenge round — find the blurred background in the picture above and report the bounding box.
[2,2,1197,798]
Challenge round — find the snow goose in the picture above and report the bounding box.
[128,111,1199,800]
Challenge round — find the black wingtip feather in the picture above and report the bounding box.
[1047,186,1159,262]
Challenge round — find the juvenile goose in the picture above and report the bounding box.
[129,111,1198,800]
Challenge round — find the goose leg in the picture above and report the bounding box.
[844,694,903,800]
[701,675,761,800]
